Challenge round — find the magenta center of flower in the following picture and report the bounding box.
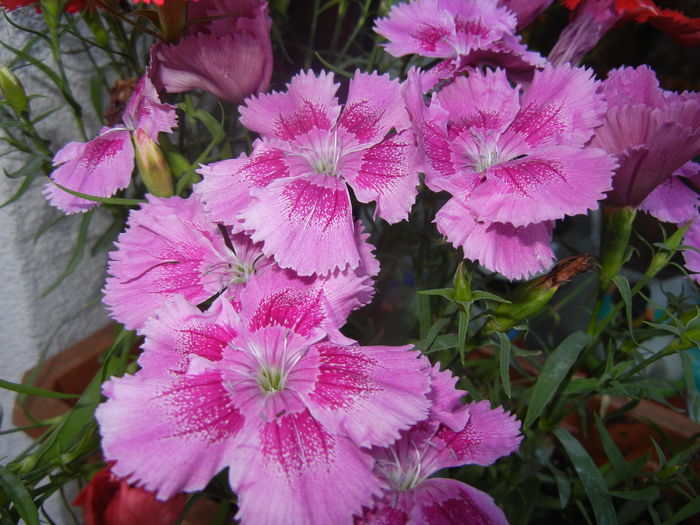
[297,131,344,177]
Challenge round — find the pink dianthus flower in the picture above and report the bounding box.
[406,65,615,279]
[102,193,378,332]
[195,70,418,276]
[357,365,522,524]
[97,278,433,525]
[44,75,177,214]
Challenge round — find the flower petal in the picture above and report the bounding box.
[469,146,615,226]
[240,70,340,141]
[44,130,134,214]
[303,343,431,448]
[639,162,700,224]
[435,198,555,280]
[97,369,244,499]
[430,400,522,469]
[409,478,509,525]
[243,174,360,275]
[229,409,381,525]
[338,71,410,145]
[103,195,235,331]
[122,75,178,138]
[195,143,291,226]
[510,63,606,148]
[342,131,418,224]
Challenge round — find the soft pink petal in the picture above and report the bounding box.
[436,0,517,55]
[122,74,178,138]
[195,143,291,226]
[429,400,522,470]
[137,296,238,373]
[342,131,418,224]
[639,163,700,224]
[548,7,617,67]
[602,65,666,110]
[44,130,134,214]
[240,70,340,141]
[153,31,271,104]
[229,409,381,525]
[243,174,360,276]
[434,69,520,139]
[338,71,410,145]
[510,63,607,148]
[469,146,615,226]
[409,478,509,525]
[435,198,555,280]
[303,343,431,448]
[97,369,244,499]
[102,195,236,331]
[427,364,469,432]
[374,0,455,58]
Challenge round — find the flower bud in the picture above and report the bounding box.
[132,129,174,198]
[483,255,595,334]
[0,64,29,117]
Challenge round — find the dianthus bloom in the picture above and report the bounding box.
[374,0,544,86]
[150,0,273,104]
[97,279,433,525]
[407,65,615,279]
[591,66,700,209]
[44,75,177,214]
[357,366,522,524]
[102,193,378,331]
[195,70,417,276]
[639,162,699,224]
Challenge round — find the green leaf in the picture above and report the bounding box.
[417,293,431,339]
[418,288,454,301]
[0,465,40,525]
[0,173,34,208]
[594,413,631,481]
[40,211,92,298]
[45,178,144,206]
[608,487,659,501]
[562,377,600,395]
[496,332,512,398]
[458,310,468,362]
[415,318,449,353]
[524,332,590,428]
[3,155,44,179]
[680,353,699,420]
[612,275,636,342]
[421,334,458,354]
[471,290,510,303]
[661,498,700,525]
[0,378,79,399]
[554,428,617,525]
[88,75,104,124]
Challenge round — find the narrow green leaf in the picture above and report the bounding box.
[0,465,40,525]
[421,334,458,354]
[471,290,510,303]
[661,498,700,525]
[40,211,92,298]
[192,108,226,143]
[418,288,454,301]
[554,428,617,525]
[45,178,144,206]
[417,293,431,339]
[594,413,631,480]
[3,155,44,179]
[609,487,659,501]
[416,317,449,353]
[612,275,636,341]
[524,332,590,428]
[0,378,79,399]
[562,377,600,395]
[0,173,33,208]
[680,353,699,420]
[496,332,512,398]
[88,75,104,123]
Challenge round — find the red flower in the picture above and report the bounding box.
[562,0,700,46]
[73,466,187,525]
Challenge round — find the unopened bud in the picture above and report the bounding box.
[132,129,174,197]
[0,64,29,117]
[454,262,472,304]
[483,255,595,334]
